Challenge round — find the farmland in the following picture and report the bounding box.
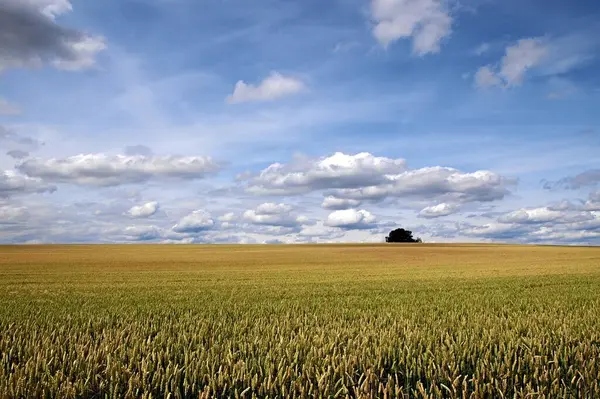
[1,244,600,398]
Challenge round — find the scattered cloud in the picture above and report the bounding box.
[458,199,600,245]
[370,0,452,55]
[172,210,214,233]
[0,126,42,152]
[298,221,346,240]
[218,212,237,222]
[543,169,600,190]
[498,207,565,224]
[122,225,163,241]
[474,66,502,88]
[321,196,362,210]
[473,42,490,55]
[242,202,304,228]
[226,72,306,104]
[0,0,106,73]
[331,167,513,204]
[246,152,406,195]
[0,170,56,198]
[475,38,548,88]
[17,154,222,186]
[418,203,459,218]
[127,201,159,218]
[475,33,597,89]
[325,209,377,229]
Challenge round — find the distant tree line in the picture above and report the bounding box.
[385,228,422,243]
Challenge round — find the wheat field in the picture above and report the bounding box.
[1,244,600,398]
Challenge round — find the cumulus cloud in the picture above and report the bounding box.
[127,201,159,218]
[172,210,214,233]
[370,0,452,55]
[243,202,304,227]
[226,72,306,104]
[246,153,512,208]
[332,167,512,204]
[498,207,563,224]
[0,0,106,73]
[325,209,377,229]
[461,222,526,239]
[321,196,362,210]
[0,98,20,115]
[298,221,346,239]
[544,169,600,190]
[458,198,600,245]
[122,225,163,241]
[0,170,56,197]
[418,203,459,218]
[246,152,406,195]
[218,212,236,222]
[17,153,222,186]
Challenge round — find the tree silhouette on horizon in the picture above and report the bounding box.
[385,228,421,243]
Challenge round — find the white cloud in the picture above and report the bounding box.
[218,212,236,222]
[0,98,20,115]
[17,154,222,186]
[325,209,377,229]
[247,152,406,195]
[0,170,56,197]
[321,196,362,210]
[226,72,306,104]
[499,38,549,86]
[242,202,303,227]
[474,43,490,55]
[172,210,214,233]
[371,0,452,55]
[298,221,346,239]
[473,36,594,89]
[498,207,563,224]
[332,167,512,204]
[122,225,163,241]
[127,201,159,218]
[474,66,502,88]
[0,0,106,73]
[418,203,458,218]
[255,202,293,215]
[474,38,548,88]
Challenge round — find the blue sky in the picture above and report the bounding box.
[1,0,599,244]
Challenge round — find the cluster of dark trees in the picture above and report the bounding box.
[385,228,422,243]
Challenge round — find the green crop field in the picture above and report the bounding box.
[1,244,600,398]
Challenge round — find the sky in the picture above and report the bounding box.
[0,0,599,245]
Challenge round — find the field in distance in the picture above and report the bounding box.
[1,244,600,398]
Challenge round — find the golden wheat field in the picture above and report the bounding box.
[1,244,600,398]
